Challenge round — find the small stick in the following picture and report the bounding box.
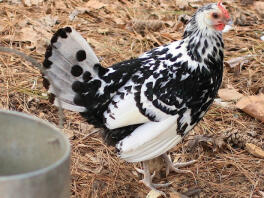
[0,46,64,129]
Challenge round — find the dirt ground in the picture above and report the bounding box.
[0,0,264,197]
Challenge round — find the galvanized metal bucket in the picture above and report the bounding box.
[0,110,71,198]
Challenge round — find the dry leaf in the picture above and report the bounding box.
[259,191,264,197]
[85,153,100,164]
[175,0,201,9]
[253,1,264,18]
[236,95,264,123]
[214,98,233,108]
[5,26,38,43]
[113,18,125,25]
[22,0,44,6]
[85,0,106,10]
[2,23,51,54]
[246,143,264,159]
[241,0,253,5]
[169,193,182,198]
[38,15,58,27]
[234,10,252,26]
[54,0,67,9]
[86,37,101,49]
[146,190,163,198]
[69,9,82,21]
[18,27,38,42]
[159,0,175,8]
[7,0,21,4]
[63,129,74,139]
[132,20,164,32]
[225,55,252,68]
[35,29,52,53]
[218,88,243,101]
[175,0,189,9]
[80,123,93,131]
[97,28,110,34]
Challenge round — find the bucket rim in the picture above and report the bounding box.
[0,109,71,181]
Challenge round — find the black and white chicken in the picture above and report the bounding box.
[42,0,231,195]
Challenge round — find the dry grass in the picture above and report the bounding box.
[0,0,264,197]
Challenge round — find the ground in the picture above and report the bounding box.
[0,0,264,197]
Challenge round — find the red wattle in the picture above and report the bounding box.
[215,23,225,31]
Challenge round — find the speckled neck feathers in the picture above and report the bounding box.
[183,6,224,67]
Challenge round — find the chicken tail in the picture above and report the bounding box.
[42,27,104,113]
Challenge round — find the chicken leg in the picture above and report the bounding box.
[135,161,170,197]
[162,154,196,176]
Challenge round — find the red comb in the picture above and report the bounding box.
[217,0,230,19]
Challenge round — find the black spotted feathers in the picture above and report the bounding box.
[71,65,83,77]
[76,50,86,62]
[42,18,224,148]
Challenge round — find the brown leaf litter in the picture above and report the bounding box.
[0,0,264,197]
[246,143,264,159]
[237,95,264,123]
[218,88,244,101]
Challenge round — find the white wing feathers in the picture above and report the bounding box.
[116,116,182,162]
[104,87,149,129]
[104,81,182,162]
[104,79,172,130]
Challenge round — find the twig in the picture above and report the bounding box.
[0,47,42,68]
[0,46,64,129]
[79,128,102,142]
[249,179,259,198]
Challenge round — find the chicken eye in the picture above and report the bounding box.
[212,12,219,19]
